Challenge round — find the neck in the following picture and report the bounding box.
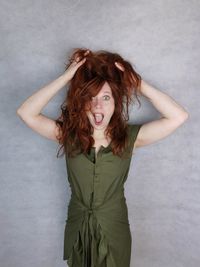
[92,129,107,140]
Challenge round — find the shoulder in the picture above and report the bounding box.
[127,123,143,149]
[127,123,143,135]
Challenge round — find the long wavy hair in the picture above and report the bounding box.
[55,48,142,158]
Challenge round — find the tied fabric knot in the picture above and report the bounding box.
[88,208,93,214]
[65,190,126,266]
[83,205,97,217]
[82,206,98,267]
[82,206,112,267]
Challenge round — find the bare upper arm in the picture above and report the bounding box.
[17,113,61,143]
[134,115,189,148]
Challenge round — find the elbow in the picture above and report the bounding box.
[16,108,23,117]
[184,112,189,120]
[176,111,189,124]
[16,108,26,118]
[16,108,21,116]
[181,111,189,121]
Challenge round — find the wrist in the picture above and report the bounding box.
[60,73,71,85]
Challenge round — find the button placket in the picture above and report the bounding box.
[91,146,104,206]
[94,164,100,183]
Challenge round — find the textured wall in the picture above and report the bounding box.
[1,0,199,267]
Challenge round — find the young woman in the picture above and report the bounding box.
[16,48,189,267]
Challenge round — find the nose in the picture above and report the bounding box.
[92,98,102,108]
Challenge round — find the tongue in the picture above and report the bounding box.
[94,114,103,123]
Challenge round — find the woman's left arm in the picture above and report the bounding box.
[135,79,189,148]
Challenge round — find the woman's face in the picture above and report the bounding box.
[86,82,115,131]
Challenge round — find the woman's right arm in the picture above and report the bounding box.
[16,74,70,143]
[16,51,89,143]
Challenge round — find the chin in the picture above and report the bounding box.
[88,119,108,129]
[93,124,107,129]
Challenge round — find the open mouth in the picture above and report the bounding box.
[92,113,104,124]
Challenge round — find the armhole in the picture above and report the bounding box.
[128,124,143,153]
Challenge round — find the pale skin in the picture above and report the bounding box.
[85,82,114,147]
[16,52,189,157]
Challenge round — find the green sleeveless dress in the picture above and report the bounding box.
[63,124,142,267]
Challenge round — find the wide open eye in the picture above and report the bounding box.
[103,95,110,100]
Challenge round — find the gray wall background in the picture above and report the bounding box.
[1,0,199,267]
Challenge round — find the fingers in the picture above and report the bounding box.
[74,50,90,64]
[84,50,90,56]
[115,61,125,72]
[79,57,87,65]
[76,57,86,66]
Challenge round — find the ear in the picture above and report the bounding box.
[115,62,125,72]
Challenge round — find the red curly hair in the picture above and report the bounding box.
[55,48,142,158]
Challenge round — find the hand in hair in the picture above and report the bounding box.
[63,50,90,81]
[114,61,125,72]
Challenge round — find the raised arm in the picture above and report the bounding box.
[16,74,71,142]
[16,51,89,143]
[134,79,189,148]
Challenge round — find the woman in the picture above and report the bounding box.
[16,48,189,267]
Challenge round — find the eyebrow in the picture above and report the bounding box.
[102,91,111,94]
